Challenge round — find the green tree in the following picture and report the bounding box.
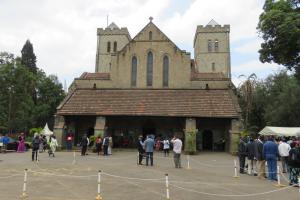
[257,0,300,79]
[21,40,37,73]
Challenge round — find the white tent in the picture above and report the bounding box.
[258,126,300,137]
[41,123,53,141]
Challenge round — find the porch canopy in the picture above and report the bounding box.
[258,126,300,137]
[57,89,241,118]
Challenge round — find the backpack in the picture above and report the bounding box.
[289,149,300,164]
[103,137,109,146]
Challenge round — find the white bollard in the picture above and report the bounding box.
[20,169,28,199]
[274,165,285,187]
[165,173,170,200]
[187,155,190,169]
[95,170,102,200]
[233,159,239,178]
[72,151,76,165]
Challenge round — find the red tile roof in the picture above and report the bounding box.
[57,89,241,118]
[78,72,110,80]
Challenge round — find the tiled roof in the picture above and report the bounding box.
[57,89,241,118]
[78,72,110,80]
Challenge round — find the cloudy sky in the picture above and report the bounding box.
[0,0,282,87]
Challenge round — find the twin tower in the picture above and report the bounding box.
[95,19,231,78]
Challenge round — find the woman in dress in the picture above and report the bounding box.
[49,135,58,157]
[17,133,26,152]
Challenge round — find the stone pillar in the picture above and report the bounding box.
[94,116,106,137]
[229,119,241,154]
[53,115,66,150]
[184,118,197,154]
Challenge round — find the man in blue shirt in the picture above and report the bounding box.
[144,135,155,166]
[263,136,278,181]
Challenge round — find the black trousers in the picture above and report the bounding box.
[146,152,153,166]
[138,150,144,164]
[103,145,108,155]
[32,147,38,161]
[81,145,87,156]
[164,149,169,156]
[239,155,246,173]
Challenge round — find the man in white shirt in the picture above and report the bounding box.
[171,135,182,168]
[278,138,291,173]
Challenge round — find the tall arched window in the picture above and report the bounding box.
[163,56,169,87]
[149,31,152,40]
[107,42,111,52]
[113,41,117,52]
[147,51,153,86]
[214,40,219,52]
[131,56,137,87]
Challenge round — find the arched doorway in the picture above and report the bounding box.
[202,130,213,150]
[142,120,156,138]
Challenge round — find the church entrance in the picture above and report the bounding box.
[202,130,213,150]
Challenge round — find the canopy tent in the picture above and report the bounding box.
[258,126,300,137]
[41,123,53,141]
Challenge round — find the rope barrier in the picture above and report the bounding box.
[170,183,296,197]
[102,172,165,181]
[0,174,23,179]
[28,170,97,178]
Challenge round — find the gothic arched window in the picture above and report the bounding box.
[107,42,111,52]
[113,41,117,52]
[212,62,215,71]
[147,51,153,86]
[163,56,169,87]
[149,31,153,40]
[131,56,137,87]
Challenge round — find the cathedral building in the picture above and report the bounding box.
[54,18,241,153]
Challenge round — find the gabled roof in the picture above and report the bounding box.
[119,21,189,54]
[57,89,241,118]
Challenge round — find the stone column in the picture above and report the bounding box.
[53,115,66,150]
[184,118,197,154]
[94,116,106,137]
[229,119,241,154]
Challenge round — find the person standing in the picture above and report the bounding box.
[108,135,113,155]
[95,136,102,156]
[263,136,278,181]
[49,135,58,157]
[287,142,300,186]
[102,136,109,156]
[278,138,291,173]
[245,138,257,176]
[66,132,73,151]
[254,135,266,179]
[238,138,247,174]
[171,135,183,168]
[137,135,145,165]
[17,133,26,153]
[32,135,40,161]
[144,135,155,166]
[80,134,88,156]
[162,137,170,157]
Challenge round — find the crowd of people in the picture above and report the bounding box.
[238,135,300,186]
[137,134,183,168]
[31,134,58,161]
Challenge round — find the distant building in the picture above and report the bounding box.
[54,18,241,153]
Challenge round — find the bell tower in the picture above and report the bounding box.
[194,20,231,78]
[95,22,131,72]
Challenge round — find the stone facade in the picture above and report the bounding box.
[55,18,241,153]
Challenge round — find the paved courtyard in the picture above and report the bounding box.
[0,150,298,200]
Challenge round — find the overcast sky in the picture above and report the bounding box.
[0,0,282,87]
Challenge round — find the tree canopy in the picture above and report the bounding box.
[0,49,65,133]
[257,0,300,79]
